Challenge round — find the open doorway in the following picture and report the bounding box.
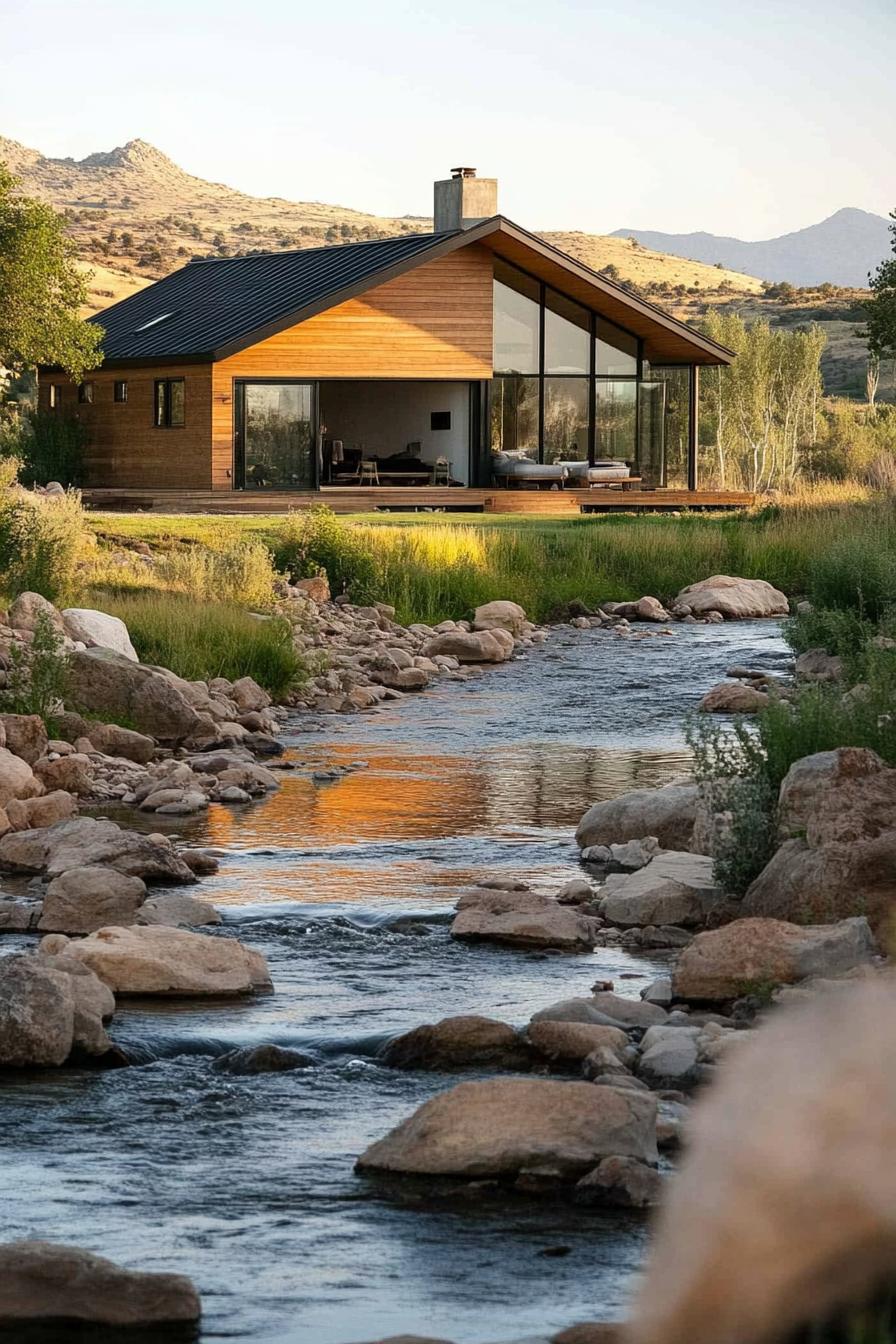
[318,381,472,486]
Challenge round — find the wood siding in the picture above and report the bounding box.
[39,365,213,490]
[210,245,494,489]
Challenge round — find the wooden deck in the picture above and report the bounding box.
[81,486,754,516]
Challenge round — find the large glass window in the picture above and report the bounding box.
[490,375,539,458]
[543,378,589,463]
[641,366,691,487]
[544,290,590,375]
[240,382,315,490]
[493,263,540,374]
[596,320,639,376]
[595,381,637,461]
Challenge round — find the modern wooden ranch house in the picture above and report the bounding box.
[41,170,744,514]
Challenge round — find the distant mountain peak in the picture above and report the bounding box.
[79,139,183,175]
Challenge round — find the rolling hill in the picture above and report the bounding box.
[611,208,892,288]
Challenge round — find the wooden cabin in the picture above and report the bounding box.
[40,170,742,513]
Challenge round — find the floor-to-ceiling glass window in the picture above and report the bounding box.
[237,381,316,490]
[490,262,698,487]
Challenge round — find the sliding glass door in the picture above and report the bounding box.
[236,381,316,490]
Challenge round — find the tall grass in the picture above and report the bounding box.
[92,593,303,695]
[270,501,896,625]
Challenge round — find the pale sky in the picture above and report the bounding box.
[1,0,893,239]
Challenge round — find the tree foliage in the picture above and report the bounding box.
[0,162,103,380]
[699,311,826,491]
[865,209,896,365]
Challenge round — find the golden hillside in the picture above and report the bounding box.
[1,135,764,313]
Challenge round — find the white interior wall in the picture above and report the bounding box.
[319,381,471,484]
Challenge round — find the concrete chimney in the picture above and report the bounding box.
[433,167,498,233]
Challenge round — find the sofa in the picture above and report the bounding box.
[558,459,632,486]
[491,452,568,488]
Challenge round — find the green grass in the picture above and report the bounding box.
[87,592,304,696]
[86,492,896,627]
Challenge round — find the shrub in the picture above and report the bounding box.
[14,412,87,487]
[0,462,92,604]
[93,593,303,695]
[273,506,378,604]
[0,611,69,720]
[154,531,279,609]
[805,534,896,621]
[786,606,878,660]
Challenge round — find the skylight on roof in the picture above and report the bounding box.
[134,312,176,332]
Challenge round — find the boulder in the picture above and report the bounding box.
[575,783,699,852]
[637,1026,702,1090]
[0,955,74,1066]
[625,977,896,1344]
[356,1078,657,1178]
[575,1156,663,1208]
[0,1241,200,1326]
[471,600,528,636]
[606,837,662,871]
[531,992,666,1030]
[5,789,77,831]
[382,1015,532,1071]
[672,916,877,1003]
[698,681,770,713]
[0,747,42,807]
[33,751,94,796]
[229,676,272,713]
[37,952,116,1056]
[292,576,330,605]
[7,591,65,635]
[212,1044,313,1074]
[612,597,671,623]
[84,720,156,763]
[0,714,48,765]
[53,924,272,996]
[552,1325,621,1344]
[743,748,896,932]
[451,891,598,951]
[61,607,138,660]
[66,648,202,742]
[0,817,197,884]
[526,1020,630,1065]
[136,892,222,927]
[673,575,789,620]
[422,630,512,664]
[600,853,719,929]
[795,648,844,682]
[38,865,148,934]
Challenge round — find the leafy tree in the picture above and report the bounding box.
[865,209,896,370]
[0,162,103,381]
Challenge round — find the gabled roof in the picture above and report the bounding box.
[85,217,735,368]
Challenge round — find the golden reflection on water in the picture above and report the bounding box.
[199,740,691,907]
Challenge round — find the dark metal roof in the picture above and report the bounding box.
[90,230,461,362]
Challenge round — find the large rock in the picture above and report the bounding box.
[672,916,876,1003]
[38,864,147,934]
[61,607,138,660]
[0,714,48,765]
[382,1015,531,1071]
[471,600,528,636]
[451,890,598,951]
[743,748,896,932]
[698,681,770,714]
[422,630,512,664]
[637,1026,702,1091]
[84,720,156,763]
[136,892,221,927]
[576,782,698,852]
[53,924,272,997]
[673,575,789,620]
[66,648,202,742]
[5,789,77,832]
[0,747,42,807]
[0,955,74,1066]
[794,647,844,682]
[356,1078,657,1178]
[37,952,116,1056]
[626,977,896,1344]
[527,1020,630,1065]
[7,591,65,635]
[531,992,666,1030]
[599,853,718,928]
[0,817,197,884]
[0,1241,200,1326]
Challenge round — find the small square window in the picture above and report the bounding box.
[78,382,94,404]
[154,378,185,428]
[114,380,128,404]
[431,411,451,431]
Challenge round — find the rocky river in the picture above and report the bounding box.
[0,618,790,1344]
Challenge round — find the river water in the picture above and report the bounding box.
[0,620,789,1344]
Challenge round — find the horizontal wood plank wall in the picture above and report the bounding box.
[39,366,213,490]
[210,245,494,490]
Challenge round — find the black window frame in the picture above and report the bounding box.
[154,377,186,429]
[77,381,94,405]
[114,379,128,404]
